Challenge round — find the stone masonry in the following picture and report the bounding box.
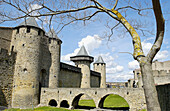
[0,17,105,108]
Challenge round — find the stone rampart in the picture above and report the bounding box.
[156,84,170,111]
[0,49,16,107]
[153,70,170,85]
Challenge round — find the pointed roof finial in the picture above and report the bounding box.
[94,56,105,63]
[76,45,89,56]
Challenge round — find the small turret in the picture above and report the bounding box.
[93,56,106,88]
[70,46,93,88]
[48,29,62,88]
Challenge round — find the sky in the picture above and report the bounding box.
[1,0,170,82]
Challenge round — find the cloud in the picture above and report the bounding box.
[96,53,116,68]
[141,42,152,55]
[128,60,139,70]
[61,34,124,75]
[78,35,102,53]
[141,40,169,61]
[106,73,133,82]
[107,65,124,74]
[61,48,80,62]
[95,53,124,74]
[61,35,102,63]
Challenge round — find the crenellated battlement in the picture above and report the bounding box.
[153,70,170,77]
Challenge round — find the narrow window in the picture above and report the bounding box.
[38,29,41,35]
[11,46,14,52]
[16,28,19,33]
[57,41,60,45]
[27,27,30,33]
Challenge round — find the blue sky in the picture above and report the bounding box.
[1,0,170,82]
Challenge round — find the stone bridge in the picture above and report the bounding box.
[40,88,146,111]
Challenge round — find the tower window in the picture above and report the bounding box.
[27,27,30,33]
[38,29,41,35]
[11,46,14,52]
[16,28,19,33]
[23,68,27,73]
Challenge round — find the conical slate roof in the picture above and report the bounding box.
[94,56,105,63]
[76,45,89,56]
[18,17,39,28]
[47,28,60,40]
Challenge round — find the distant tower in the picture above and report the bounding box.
[70,46,93,88]
[48,29,62,88]
[10,18,45,108]
[93,56,106,88]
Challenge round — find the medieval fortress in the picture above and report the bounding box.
[0,17,170,111]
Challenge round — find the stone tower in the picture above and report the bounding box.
[70,46,93,88]
[10,18,44,108]
[93,56,106,88]
[48,29,62,88]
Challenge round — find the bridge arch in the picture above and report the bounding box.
[60,100,69,108]
[71,93,96,109]
[48,99,57,107]
[98,93,129,109]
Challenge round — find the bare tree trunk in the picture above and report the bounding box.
[140,58,161,111]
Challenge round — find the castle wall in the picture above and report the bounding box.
[59,63,82,87]
[152,60,170,72]
[156,84,170,111]
[153,70,170,85]
[90,71,100,88]
[0,49,16,107]
[0,27,13,51]
[40,36,51,87]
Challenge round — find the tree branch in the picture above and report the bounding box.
[116,6,152,15]
[147,0,165,62]
[112,0,118,10]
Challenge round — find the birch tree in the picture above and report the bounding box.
[0,0,165,110]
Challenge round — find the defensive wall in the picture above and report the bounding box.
[135,70,170,87]
[156,84,170,111]
[40,88,146,111]
[0,48,16,107]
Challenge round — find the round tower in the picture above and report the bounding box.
[93,56,106,88]
[10,18,45,108]
[48,29,62,88]
[70,46,93,88]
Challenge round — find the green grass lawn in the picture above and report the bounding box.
[79,94,129,108]
[103,94,129,107]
